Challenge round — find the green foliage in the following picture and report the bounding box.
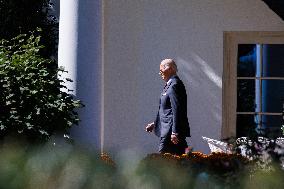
[1,143,284,189]
[0,142,115,189]
[138,153,252,189]
[0,32,83,142]
[0,0,58,57]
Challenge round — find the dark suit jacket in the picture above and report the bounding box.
[154,75,190,138]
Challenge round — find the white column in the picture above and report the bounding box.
[58,0,79,94]
[58,0,102,151]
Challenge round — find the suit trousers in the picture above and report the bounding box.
[158,134,188,155]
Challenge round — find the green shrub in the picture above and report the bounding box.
[0,142,116,189]
[0,144,284,189]
[0,0,58,57]
[0,32,83,142]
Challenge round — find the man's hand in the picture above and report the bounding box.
[171,133,179,144]
[145,122,155,133]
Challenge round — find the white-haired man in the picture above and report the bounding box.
[146,59,190,155]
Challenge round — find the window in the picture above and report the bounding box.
[222,32,284,139]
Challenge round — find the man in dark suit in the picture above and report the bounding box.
[146,59,190,155]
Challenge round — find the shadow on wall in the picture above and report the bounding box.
[177,54,222,153]
[70,0,101,150]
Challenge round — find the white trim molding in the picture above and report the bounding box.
[222,31,284,139]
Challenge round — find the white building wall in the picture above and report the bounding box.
[102,0,284,155]
[58,0,284,156]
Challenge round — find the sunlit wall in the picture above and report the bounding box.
[102,0,284,155]
[58,0,284,156]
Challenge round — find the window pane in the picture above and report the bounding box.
[237,44,256,77]
[262,80,284,113]
[236,114,256,137]
[263,44,284,77]
[237,114,283,138]
[260,115,283,138]
[237,79,256,112]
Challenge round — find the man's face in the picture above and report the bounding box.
[159,64,172,81]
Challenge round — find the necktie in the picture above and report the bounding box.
[163,83,167,89]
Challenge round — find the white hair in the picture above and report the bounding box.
[161,59,178,73]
